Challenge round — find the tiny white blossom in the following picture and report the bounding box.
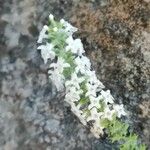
[37,25,49,43]
[65,73,85,89]
[65,86,83,103]
[49,57,70,74]
[66,36,85,55]
[49,71,64,91]
[87,107,103,122]
[85,85,97,97]
[102,106,115,121]
[71,103,87,125]
[48,58,70,91]
[37,43,55,64]
[86,71,105,90]
[85,91,96,97]
[101,90,114,104]
[60,19,65,24]
[113,104,126,118]
[88,95,103,110]
[80,56,91,69]
[75,56,91,74]
[62,21,77,35]
[90,121,104,138]
[49,14,54,20]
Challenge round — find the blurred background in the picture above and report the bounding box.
[0,0,150,149]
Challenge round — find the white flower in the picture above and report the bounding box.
[66,36,85,55]
[60,19,65,24]
[87,107,104,137]
[37,25,49,43]
[75,56,91,74]
[48,57,70,91]
[49,14,54,20]
[102,106,115,121]
[85,77,102,97]
[62,21,77,35]
[49,71,64,91]
[65,86,83,103]
[86,71,105,90]
[49,57,70,74]
[85,83,97,97]
[65,73,85,89]
[37,43,55,64]
[80,56,91,69]
[71,103,87,125]
[88,95,103,110]
[101,90,114,104]
[78,115,87,126]
[113,104,126,118]
[90,123,104,138]
[87,107,103,122]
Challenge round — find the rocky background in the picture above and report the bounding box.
[0,0,150,150]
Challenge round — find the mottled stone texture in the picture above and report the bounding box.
[0,0,149,149]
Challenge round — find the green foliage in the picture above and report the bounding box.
[79,80,90,105]
[48,31,67,49]
[120,134,138,150]
[62,51,76,79]
[101,116,146,150]
[48,19,63,29]
[80,80,88,94]
[98,101,106,112]
[100,118,110,128]
[138,144,147,150]
[83,109,91,117]
[46,20,76,79]
[108,118,129,142]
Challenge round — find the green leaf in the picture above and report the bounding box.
[100,118,111,128]
[98,101,106,112]
[139,144,147,150]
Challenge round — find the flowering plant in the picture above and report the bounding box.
[37,14,146,150]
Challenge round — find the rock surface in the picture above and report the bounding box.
[0,0,149,149]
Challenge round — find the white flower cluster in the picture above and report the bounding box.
[37,14,127,139]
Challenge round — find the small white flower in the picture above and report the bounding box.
[65,36,73,49]
[62,21,77,35]
[90,123,104,138]
[80,56,91,69]
[75,56,91,74]
[65,73,85,89]
[79,115,87,126]
[85,80,100,97]
[48,58,70,91]
[60,19,65,24]
[86,71,105,90]
[87,107,103,122]
[49,57,70,74]
[49,71,64,91]
[65,86,83,103]
[66,36,85,55]
[101,90,114,104]
[71,103,87,125]
[49,14,54,20]
[113,104,126,118]
[37,25,49,43]
[37,43,55,64]
[102,106,115,121]
[88,95,102,110]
